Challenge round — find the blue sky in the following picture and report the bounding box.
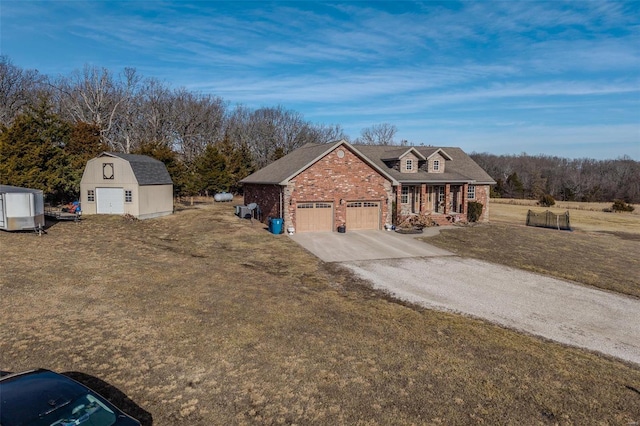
[1,1,639,160]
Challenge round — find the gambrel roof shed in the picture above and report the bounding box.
[101,152,173,185]
[80,152,173,219]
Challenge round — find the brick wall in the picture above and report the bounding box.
[243,184,282,223]
[243,147,493,229]
[287,146,392,231]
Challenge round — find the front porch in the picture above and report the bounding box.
[396,183,469,225]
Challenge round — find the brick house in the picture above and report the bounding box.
[240,140,495,233]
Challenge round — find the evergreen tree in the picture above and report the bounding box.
[193,144,230,196]
[133,141,187,196]
[65,121,107,199]
[0,98,75,203]
[506,172,525,198]
[218,136,255,194]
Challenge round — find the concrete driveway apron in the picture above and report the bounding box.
[288,229,452,262]
[289,230,640,366]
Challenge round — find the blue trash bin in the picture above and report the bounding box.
[270,218,283,234]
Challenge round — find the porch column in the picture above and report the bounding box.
[420,184,427,213]
[395,184,402,223]
[444,184,451,214]
[462,183,468,216]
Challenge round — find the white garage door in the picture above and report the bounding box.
[346,201,380,230]
[96,188,124,214]
[296,202,333,232]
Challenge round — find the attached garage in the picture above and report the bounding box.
[241,140,394,233]
[96,187,125,214]
[346,201,380,230]
[296,202,333,232]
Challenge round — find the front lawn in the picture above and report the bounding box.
[1,200,639,424]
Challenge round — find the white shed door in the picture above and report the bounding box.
[96,188,124,214]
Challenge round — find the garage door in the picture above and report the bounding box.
[346,201,380,230]
[296,202,333,232]
[96,188,124,214]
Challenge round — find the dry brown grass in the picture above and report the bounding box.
[424,199,640,298]
[491,198,640,234]
[2,199,640,424]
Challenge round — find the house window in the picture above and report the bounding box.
[467,185,476,199]
[401,187,409,204]
[87,190,95,202]
[103,163,114,180]
[125,190,132,203]
[406,159,413,171]
[433,160,440,171]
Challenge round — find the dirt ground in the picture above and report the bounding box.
[2,200,640,424]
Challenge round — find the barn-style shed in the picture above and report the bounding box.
[80,152,173,219]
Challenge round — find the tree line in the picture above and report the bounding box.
[471,152,640,203]
[1,56,637,204]
[0,56,359,202]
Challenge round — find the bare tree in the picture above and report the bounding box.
[308,123,349,143]
[171,89,227,162]
[356,123,397,145]
[54,65,140,151]
[120,77,173,152]
[0,56,46,126]
[226,106,311,168]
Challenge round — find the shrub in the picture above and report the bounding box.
[538,194,556,207]
[397,213,436,229]
[611,199,635,212]
[467,201,484,222]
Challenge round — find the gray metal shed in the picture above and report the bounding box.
[0,185,45,231]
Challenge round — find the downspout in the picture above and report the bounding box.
[280,185,284,220]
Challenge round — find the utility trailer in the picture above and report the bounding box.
[44,201,81,222]
[0,185,45,232]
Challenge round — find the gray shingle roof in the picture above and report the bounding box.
[240,141,495,186]
[102,152,173,185]
[356,145,495,184]
[240,141,345,184]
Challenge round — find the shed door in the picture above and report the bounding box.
[96,188,124,214]
[296,202,333,232]
[346,201,380,230]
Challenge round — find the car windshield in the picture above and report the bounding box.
[27,393,117,426]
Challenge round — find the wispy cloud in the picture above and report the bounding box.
[2,0,638,159]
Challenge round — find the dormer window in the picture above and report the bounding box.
[406,159,413,171]
[433,160,440,171]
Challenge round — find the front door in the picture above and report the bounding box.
[435,186,445,212]
[412,187,420,214]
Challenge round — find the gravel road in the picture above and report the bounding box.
[343,256,640,366]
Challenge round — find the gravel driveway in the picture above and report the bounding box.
[291,230,640,365]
